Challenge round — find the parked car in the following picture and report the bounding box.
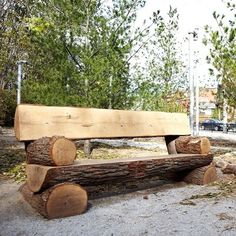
[227,122,236,132]
[200,119,224,131]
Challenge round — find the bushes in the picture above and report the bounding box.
[0,89,17,126]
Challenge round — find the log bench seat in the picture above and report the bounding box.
[14,104,217,219]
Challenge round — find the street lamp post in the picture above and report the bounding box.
[188,30,198,135]
[188,31,197,134]
[16,60,28,105]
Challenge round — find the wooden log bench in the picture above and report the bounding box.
[14,104,217,219]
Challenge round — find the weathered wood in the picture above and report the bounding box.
[183,165,218,185]
[20,183,88,219]
[175,136,211,154]
[222,164,236,175]
[14,104,190,141]
[26,154,214,193]
[26,136,76,166]
[165,135,179,154]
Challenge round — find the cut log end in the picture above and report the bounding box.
[26,136,76,166]
[183,165,218,185]
[20,183,88,219]
[199,138,211,154]
[175,136,211,154]
[51,137,77,165]
[46,183,88,219]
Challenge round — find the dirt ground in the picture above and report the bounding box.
[1,128,236,236]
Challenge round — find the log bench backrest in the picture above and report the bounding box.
[14,104,190,141]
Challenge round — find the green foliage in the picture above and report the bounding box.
[0,149,26,183]
[0,89,17,126]
[19,0,148,109]
[133,7,187,112]
[204,0,236,107]
[0,1,188,115]
[0,0,31,90]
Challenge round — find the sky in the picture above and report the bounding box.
[136,0,229,87]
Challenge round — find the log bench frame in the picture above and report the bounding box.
[14,104,216,219]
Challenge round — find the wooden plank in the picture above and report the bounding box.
[14,104,190,141]
[26,153,214,193]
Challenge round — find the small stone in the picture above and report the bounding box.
[143,195,148,200]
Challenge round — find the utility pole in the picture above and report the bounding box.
[188,30,198,135]
[195,75,200,135]
[17,60,27,105]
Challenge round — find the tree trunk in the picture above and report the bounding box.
[20,183,87,219]
[26,136,76,166]
[26,154,213,193]
[183,165,218,185]
[175,136,210,154]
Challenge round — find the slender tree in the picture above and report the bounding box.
[204,0,236,108]
[133,7,188,112]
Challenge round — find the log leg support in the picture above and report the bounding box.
[182,165,218,185]
[165,135,179,154]
[20,183,88,219]
[83,140,93,157]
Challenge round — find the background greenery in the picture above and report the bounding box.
[0,0,235,125]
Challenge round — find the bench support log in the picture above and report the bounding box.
[26,136,76,166]
[183,165,218,185]
[26,154,214,193]
[175,136,211,154]
[20,183,87,219]
[165,135,178,154]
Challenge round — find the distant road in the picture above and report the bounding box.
[199,130,236,141]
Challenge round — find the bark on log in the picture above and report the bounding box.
[26,136,76,166]
[175,136,211,154]
[222,164,236,175]
[183,165,217,185]
[26,154,213,193]
[20,183,87,219]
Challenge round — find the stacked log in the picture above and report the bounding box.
[20,183,87,219]
[26,136,76,166]
[21,136,88,219]
[25,154,214,193]
[183,165,218,185]
[22,135,216,219]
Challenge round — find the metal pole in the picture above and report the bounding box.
[109,75,112,109]
[195,75,199,135]
[222,93,228,133]
[17,63,22,105]
[188,33,194,135]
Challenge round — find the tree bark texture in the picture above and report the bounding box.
[26,136,76,166]
[222,164,236,175]
[183,165,218,185]
[175,136,211,154]
[20,183,88,219]
[26,153,214,193]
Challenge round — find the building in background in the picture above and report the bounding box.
[199,88,217,121]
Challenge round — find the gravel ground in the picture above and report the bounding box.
[1,179,236,236]
[1,128,236,236]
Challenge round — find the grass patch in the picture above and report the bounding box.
[0,149,26,182]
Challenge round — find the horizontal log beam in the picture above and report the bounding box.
[14,104,190,141]
[26,154,213,193]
